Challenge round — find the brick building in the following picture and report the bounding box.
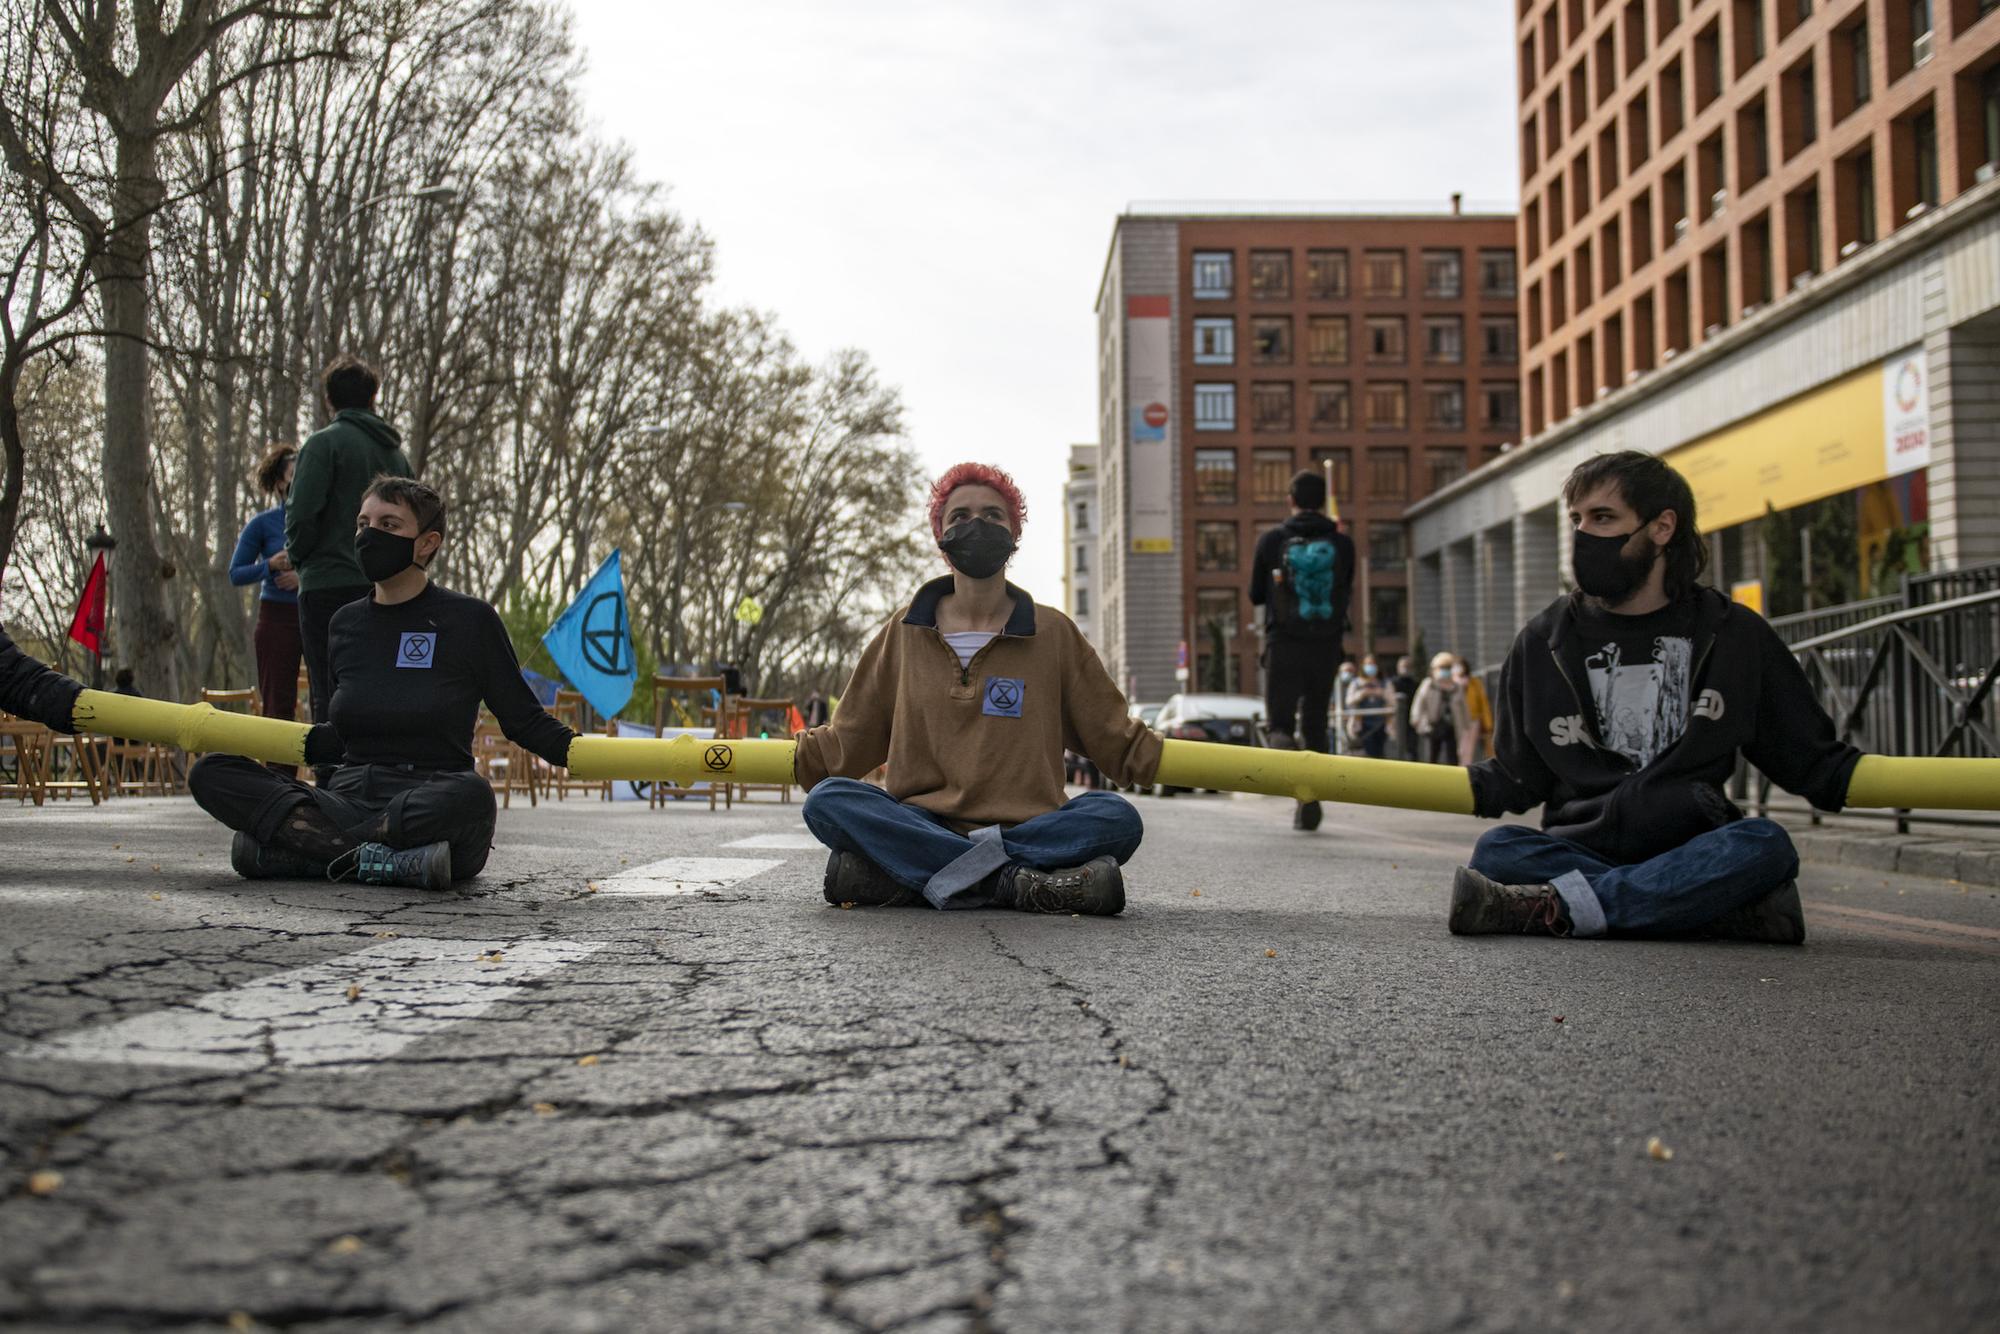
[1410,0,2000,670]
[1094,206,1520,703]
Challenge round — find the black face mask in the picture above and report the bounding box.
[356,526,420,583]
[939,519,1016,580]
[1571,527,1658,602]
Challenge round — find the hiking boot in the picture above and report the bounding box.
[1293,800,1324,832]
[996,856,1125,916]
[822,850,924,908]
[1702,881,1806,945]
[329,840,453,891]
[229,830,330,881]
[1447,865,1571,936]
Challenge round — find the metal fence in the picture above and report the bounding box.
[1753,562,2000,832]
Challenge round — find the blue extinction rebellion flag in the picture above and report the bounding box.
[542,549,636,721]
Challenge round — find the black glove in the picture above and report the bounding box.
[303,723,346,767]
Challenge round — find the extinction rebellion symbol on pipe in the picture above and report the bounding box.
[703,744,733,772]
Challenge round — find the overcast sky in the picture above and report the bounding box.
[568,0,1521,602]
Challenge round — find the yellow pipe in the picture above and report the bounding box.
[1154,738,1476,814]
[564,733,798,786]
[69,689,311,766]
[1842,754,2000,811]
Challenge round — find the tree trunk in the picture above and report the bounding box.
[0,363,24,585]
[99,132,180,699]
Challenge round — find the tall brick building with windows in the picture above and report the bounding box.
[1408,1,2000,679]
[1093,206,1519,702]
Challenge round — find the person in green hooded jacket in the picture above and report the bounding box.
[285,354,413,728]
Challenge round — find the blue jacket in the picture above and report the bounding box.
[228,505,297,604]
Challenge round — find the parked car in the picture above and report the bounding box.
[1149,693,1266,795]
[1128,700,1165,730]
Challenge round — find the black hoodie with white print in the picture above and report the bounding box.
[1468,585,1862,865]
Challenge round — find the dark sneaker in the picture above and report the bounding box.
[1293,800,1324,832]
[1448,865,1571,936]
[229,830,330,881]
[329,840,453,891]
[1702,881,1806,945]
[822,851,923,907]
[997,856,1125,916]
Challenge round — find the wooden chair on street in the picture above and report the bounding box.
[650,674,731,812]
[0,717,50,805]
[546,689,612,801]
[474,713,538,810]
[201,686,259,714]
[726,697,797,803]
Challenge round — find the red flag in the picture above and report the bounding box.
[68,553,107,655]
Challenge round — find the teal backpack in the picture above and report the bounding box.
[1272,536,1340,641]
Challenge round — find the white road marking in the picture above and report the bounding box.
[590,856,784,897]
[12,937,602,1072]
[721,833,823,850]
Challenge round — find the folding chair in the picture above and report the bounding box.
[547,689,611,801]
[0,717,50,805]
[726,697,797,803]
[650,674,731,812]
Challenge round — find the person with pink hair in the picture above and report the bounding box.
[794,462,1163,915]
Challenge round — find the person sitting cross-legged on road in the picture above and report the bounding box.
[190,476,577,890]
[796,462,1162,916]
[1452,451,1862,945]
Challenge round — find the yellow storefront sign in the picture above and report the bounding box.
[1665,361,1887,532]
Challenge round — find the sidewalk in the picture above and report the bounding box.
[1768,806,2000,886]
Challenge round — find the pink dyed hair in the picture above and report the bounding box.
[926,462,1027,541]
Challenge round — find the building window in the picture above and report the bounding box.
[1365,382,1408,431]
[1424,316,1464,364]
[1195,521,1238,572]
[1426,445,1468,490]
[1479,249,1518,299]
[1369,522,1406,572]
[1911,0,1933,67]
[1075,544,1089,573]
[1193,383,1236,431]
[1194,448,1237,503]
[1310,448,1353,504]
[1425,383,1466,431]
[1367,446,1409,498]
[1307,249,1349,299]
[1363,249,1406,298]
[1366,316,1407,363]
[1914,109,1939,209]
[1249,249,1292,300]
[1483,381,1521,431]
[1849,18,1872,110]
[1309,382,1352,431]
[1482,317,1519,362]
[1251,316,1293,365]
[1075,588,1089,618]
[1192,251,1233,299]
[1422,249,1463,299]
[1195,590,1240,693]
[1307,315,1350,365]
[1075,501,1089,530]
[1193,317,1235,365]
[1252,448,1294,503]
[1250,382,1294,432]
[1371,585,1408,639]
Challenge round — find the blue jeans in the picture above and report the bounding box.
[1469,819,1799,939]
[802,777,1144,909]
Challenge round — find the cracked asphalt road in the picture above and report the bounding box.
[3,791,1996,1332]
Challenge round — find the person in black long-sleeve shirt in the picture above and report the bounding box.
[190,476,575,889]
[0,623,84,731]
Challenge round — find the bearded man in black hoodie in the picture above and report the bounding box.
[1450,452,1859,945]
[1249,469,1356,832]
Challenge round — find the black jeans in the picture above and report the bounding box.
[1423,729,1460,765]
[1264,638,1339,754]
[297,585,369,724]
[189,755,498,880]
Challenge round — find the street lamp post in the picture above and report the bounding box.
[666,500,748,672]
[305,182,458,424]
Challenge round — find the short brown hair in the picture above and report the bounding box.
[322,354,379,412]
[363,474,446,540]
[254,441,297,496]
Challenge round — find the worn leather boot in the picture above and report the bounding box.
[821,851,924,907]
[1447,865,1571,936]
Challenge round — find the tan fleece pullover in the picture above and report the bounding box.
[793,577,1162,830]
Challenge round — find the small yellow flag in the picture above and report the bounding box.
[734,596,764,626]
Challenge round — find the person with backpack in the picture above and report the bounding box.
[1249,469,1356,832]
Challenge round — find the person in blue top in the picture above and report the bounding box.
[228,443,302,731]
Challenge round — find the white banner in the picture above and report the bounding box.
[1883,348,1931,477]
[1127,295,1173,553]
